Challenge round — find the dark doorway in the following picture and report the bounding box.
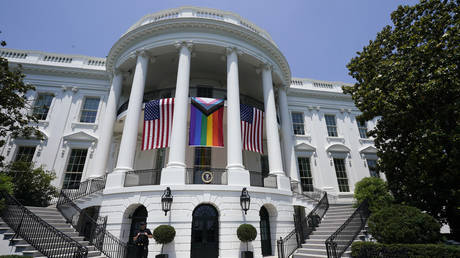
[191,204,219,258]
[127,206,148,258]
[77,206,100,241]
[259,206,272,256]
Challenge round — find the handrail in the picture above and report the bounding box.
[325,199,370,258]
[57,190,127,258]
[62,175,106,201]
[0,190,88,258]
[277,192,329,258]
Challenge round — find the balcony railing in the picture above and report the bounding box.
[185,168,227,185]
[249,171,277,188]
[117,87,265,116]
[124,169,162,187]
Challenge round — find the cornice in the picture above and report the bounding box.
[106,17,291,85]
[17,62,110,80]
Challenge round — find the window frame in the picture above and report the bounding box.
[297,156,314,192]
[333,158,350,192]
[79,96,101,123]
[291,112,306,135]
[325,114,338,137]
[357,120,368,139]
[14,145,37,163]
[366,159,379,178]
[32,92,55,121]
[62,148,89,189]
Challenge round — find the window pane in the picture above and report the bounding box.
[325,115,338,137]
[291,112,305,135]
[367,159,379,178]
[333,158,349,192]
[155,149,166,169]
[33,93,54,120]
[297,157,313,192]
[357,120,368,138]
[63,149,88,189]
[80,97,100,123]
[14,146,36,163]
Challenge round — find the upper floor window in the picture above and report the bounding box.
[14,146,36,163]
[62,148,88,189]
[357,120,368,138]
[366,159,379,178]
[291,112,305,135]
[33,93,54,120]
[80,97,100,123]
[333,158,350,192]
[325,114,338,137]
[297,157,313,192]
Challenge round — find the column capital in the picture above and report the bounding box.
[225,46,243,56]
[135,49,150,58]
[174,41,194,51]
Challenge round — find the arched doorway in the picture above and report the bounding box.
[77,206,100,241]
[259,206,272,256]
[127,205,148,258]
[190,204,219,258]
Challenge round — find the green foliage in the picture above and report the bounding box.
[344,0,460,240]
[0,38,42,167]
[5,161,57,207]
[0,173,13,210]
[368,204,441,244]
[354,177,393,212]
[153,225,176,245]
[351,241,460,258]
[237,224,257,242]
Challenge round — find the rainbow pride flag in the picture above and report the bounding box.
[189,97,224,147]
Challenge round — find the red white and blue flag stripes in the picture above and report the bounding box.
[142,98,174,150]
[240,104,264,153]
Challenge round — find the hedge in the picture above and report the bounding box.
[351,242,460,258]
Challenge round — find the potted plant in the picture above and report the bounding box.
[153,225,176,258]
[237,224,257,258]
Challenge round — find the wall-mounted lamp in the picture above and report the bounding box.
[240,188,250,215]
[161,187,173,216]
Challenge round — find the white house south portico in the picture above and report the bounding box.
[0,6,381,258]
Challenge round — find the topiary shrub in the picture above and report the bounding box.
[153,225,176,254]
[354,177,393,212]
[368,204,441,244]
[237,224,257,251]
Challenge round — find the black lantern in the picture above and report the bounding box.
[161,187,173,216]
[240,187,250,214]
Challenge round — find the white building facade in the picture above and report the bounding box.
[0,7,381,258]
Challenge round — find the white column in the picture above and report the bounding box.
[161,42,192,185]
[278,87,300,191]
[226,47,249,186]
[91,71,123,178]
[261,65,291,191]
[106,51,149,189]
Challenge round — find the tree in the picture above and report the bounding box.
[0,34,42,166]
[5,161,57,207]
[344,0,460,240]
[354,177,393,213]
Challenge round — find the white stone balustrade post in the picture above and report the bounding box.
[91,71,123,178]
[261,65,291,191]
[278,87,300,191]
[106,51,149,189]
[161,42,192,185]
[226,47,249,186]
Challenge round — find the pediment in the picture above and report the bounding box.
[326,144,351,153]
[295,142,316,152]
[359,146,378,154]
[63,131,97,142]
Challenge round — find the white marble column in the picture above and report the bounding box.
[261,65,291,191]
[161,42,192,185]
[278,87,300,191]
[106,51,149,189]
[91,71,123,178]
[226,47,249,186]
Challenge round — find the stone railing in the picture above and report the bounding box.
[1,48,106,69]
[124,6,275,45]
[290,77,352,92]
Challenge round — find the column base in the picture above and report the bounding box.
[105,167,130,190]
[160,167,186,185]
[227,167,250,186]
[276,174,292,191]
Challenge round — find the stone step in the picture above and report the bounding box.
[293,253,328,258]
[301,243,326,250]
[296,248,328,256]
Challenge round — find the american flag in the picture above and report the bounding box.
[142,98,174,150]
[240,104,264,153]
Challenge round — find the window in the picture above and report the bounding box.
[297,157,313,192]
[357,120,368,138]
[155,149,166,169]
[80,97,100,123]
[367,159,379,178]
[62,149,88,189]
[333,158,350,192]
[14,146,36,163]
[193,147,211,184]
[325,115,338,137]
[291,112,305,135]
[33,93,54,120]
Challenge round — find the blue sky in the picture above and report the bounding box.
[0,0,419,83]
